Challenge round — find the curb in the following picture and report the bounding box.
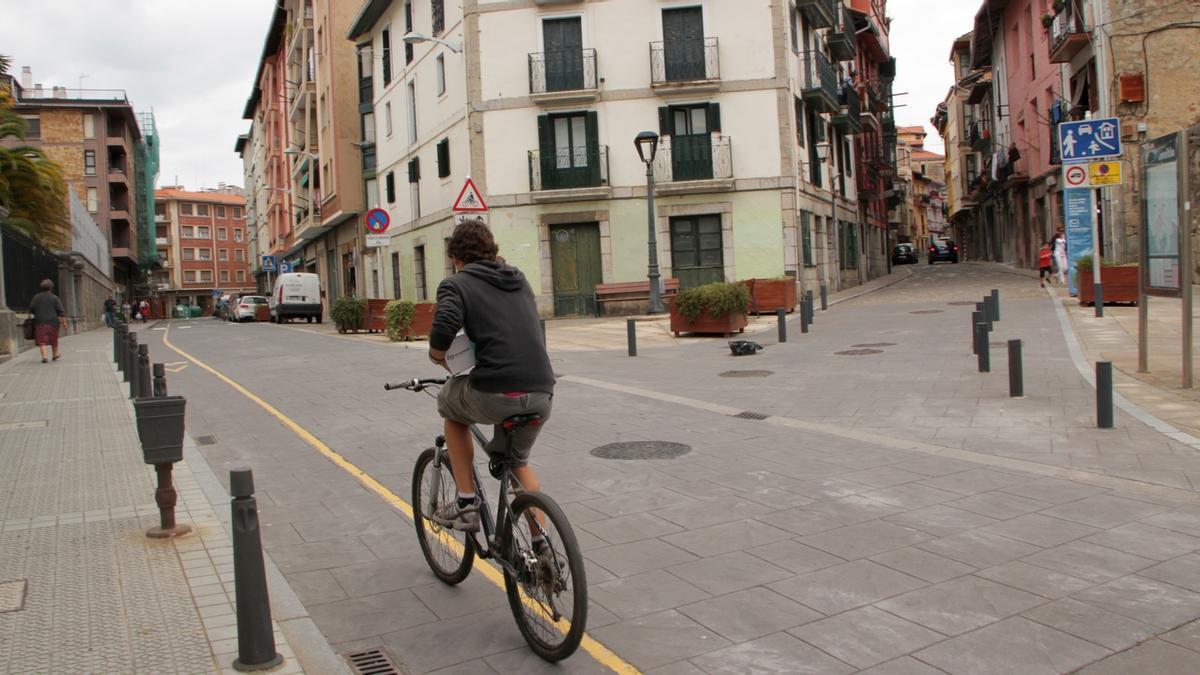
[826,265,916,308]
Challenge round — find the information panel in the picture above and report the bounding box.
[1142,133,1181,296]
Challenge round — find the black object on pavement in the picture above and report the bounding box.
[136,344,151,400]
[729,340,763,356]
[1008,339,1023,397]
[975,323,990,373]
[627,319,637,357]
[229,468,283,672]
[777,309,787,343]
[1097,361,1114,429]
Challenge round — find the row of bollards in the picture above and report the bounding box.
[110,322,281,671]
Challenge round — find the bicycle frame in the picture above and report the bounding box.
[429,424,517,565]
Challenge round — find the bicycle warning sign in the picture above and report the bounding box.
[452,177,488,213]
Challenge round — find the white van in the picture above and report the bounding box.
[269,272,323,323]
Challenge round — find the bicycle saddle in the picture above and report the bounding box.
[501,413,543,430]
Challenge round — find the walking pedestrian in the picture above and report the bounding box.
[139,299,150,323]
[103,296,116,327]
[28,279,67,364]
[1038,241,1054,288]
[1052,227,1068,286]
[122,301,132,322]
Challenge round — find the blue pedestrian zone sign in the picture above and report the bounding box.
[280,261,292,273]
[261,255,277,272]
[1058,118,1121,163]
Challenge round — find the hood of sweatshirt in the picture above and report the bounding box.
[459,260,526,292]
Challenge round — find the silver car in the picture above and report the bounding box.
[234,296,268,322]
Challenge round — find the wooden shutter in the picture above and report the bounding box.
[707,102,721,133]
[385,171,395,202]
[658,106,671,135]
[537,114,552,188]
[585,111,600,185]
[408,157,420,182]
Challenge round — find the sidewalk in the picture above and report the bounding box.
[0,329,316,674]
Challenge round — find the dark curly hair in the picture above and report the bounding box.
[446,218,498,265]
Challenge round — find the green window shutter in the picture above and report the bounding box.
[585,110,600,185]
[707,102,721,133]
[437,138,450,178]
[408,157,420,183]
[385,171,395,202]
[537,114,553,189]
[658,106,671,135]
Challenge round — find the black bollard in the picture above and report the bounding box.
[626,319,637,357]
[137,344,151,400]
[800,298,810,334]
[991,289,1001,322]
[116,323,128,373]
[976,323,990,373]
[820,285,828,311]
[1097,361,1114,429]
[124,331,137,384]
[777,309,787,343]
[153,363,168,397]
[1094,283,1104,318]
[971,311,984,354]
[805,291,815,324]
[229,468,283,672]
[976,302,992,332]
[113,321,121,364]
[983,295,996,324]
[1008,339,1023,397]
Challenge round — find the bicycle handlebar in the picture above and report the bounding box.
[383,377,448,392]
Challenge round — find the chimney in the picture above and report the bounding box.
[20,66,31,89]
[54,86,67,99]
[34,83,43,97]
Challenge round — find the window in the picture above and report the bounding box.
[384,102,392,136]
[436,138,450,178]
[184,270,196,283]
[235,249,244,262]
[86,187,98,213]
[406,80,417,143]
[432,0,444,35]
[198,248,212,261]
[217,206,226,218]
[409,158,421,217]
[536,111,599,188]
[220,270,230,283]
[181,203,193,215]
[197,226,210,238]
[234,228,243,242]
[381,26,392,85]
[218,227,227,240]
[200,270,213,283]
[237,270,246,282]
[84,150,96,176]
[800,211,814,267]
[155,202,166,216]
[391,252,402,298]
[794,97,805,147]
[436,54,446,96]
[404,2,414,64]
[363,111,376,143]
[219,249,228,261]
[669,215,724,288]
[790,5,800,53]
[83,113,95,139]
[414,245,427,300]
[386,171,396,202]
[233,206,242,219]
[365,177,379,208]
[20,115,39,138]
[197,204,209,216]
[183,248,195,261]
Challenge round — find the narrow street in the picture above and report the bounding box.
[146,262,1200,673]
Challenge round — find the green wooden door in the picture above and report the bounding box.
[670,215,724,288]
[543,17,584,92]
[662,7,704,81]
[549,223,602,317]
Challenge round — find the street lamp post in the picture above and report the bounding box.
[635,131,665,315]
[816,141,833,309]
[402,32,463,54]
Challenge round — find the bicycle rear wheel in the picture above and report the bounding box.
[412,447,475,584]
[501,491,587,662]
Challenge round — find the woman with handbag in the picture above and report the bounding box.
[28,278,67,364]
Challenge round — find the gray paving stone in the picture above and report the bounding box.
[284,569,347,606]
[949,491,1051,520]
[588,609,731,671]
[788,478,874,500]
[1161,619,1200,652]
[877,575,1045,635]
[745,539,846,575]
[1144,506,1200,538]
[580,512,685,546]
[913,616,1109,674]
[789,606,944,669]
[1140,554,1200,592]
[802,495,902,525]
[677,587,823,643]
[1078,639,1200,674]
[654,496,774,530]
[860,483,962,510]
[380,607,527,672]
[1023,598,1156,651]
[919,468,1030,495]
[767,560,926,615]
[857,656,946,674]
[589,569,710,620]
[483,645,613,674]
[1071,575,1200,629]
[754,507,841,536]
[980,512,1102,547]
[998,477,1108,504]
[307,589,436,643]
[690,631,854,674]
[841,467,928,488]
[884,503,1001,537]
[1041,494,1170,529]
[584,538,698,578]
[1083,523,1200,561]
[646,662,707,675]
[735,487,817,510]
[1023,540,1157,583]
[583,488,696,518]
[270,536,379,574]
[329,557,435,598]
[428,659,500,675]
[975,561,1093,599]
[798,520,932,560]
[660,518,789,558]
[666,551,792,596]
[870,547,976,583]
[915,529,1042,568]
[712,469,805,492]
[411,576,509,619]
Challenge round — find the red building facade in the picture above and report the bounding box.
[156,187,255,314]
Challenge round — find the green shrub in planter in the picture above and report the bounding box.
[1074,255,1132,272]
[332,297,367,333]
[385,300,416,341]
[675,282,751,321]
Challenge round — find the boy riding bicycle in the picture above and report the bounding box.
[428,218,555,537]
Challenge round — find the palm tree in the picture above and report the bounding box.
[0,54,69,249]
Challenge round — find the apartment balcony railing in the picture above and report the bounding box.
[801,50,838,114]
[652,135,733,184]
[529,48,598,100]
[832,87,862,135]
[828,5,857,62]
[1049,5,1090,64]
[155,213,168,223]
[155,237,169,246]
[650,38,719,88]
[881,109,897,137]
[797,0,836,29]
[528,145,609,192]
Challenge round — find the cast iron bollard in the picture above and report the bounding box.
[133,395,192,538]
[1008,339,1023,397]
[971,311,984,354]
[113,321,122,364]
[991,289,1001,322]
[983,295,996,324]
[229,468,283,672]
[124,331,137,385]
[1094,284,1105,318]
[116,323,128,374]
[805,291,815,324]
[820,285,828,311]
[976,323,990,373]
[975,302,992,332]
[777,309,787,343]
[137,344,151,400]
[1097,361,1114,429]
[800,299,810,334]
[153,363,168,397]
[626,319,637,357]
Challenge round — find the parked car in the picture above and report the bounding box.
[269,272,323,323]
[223,295,241,321]
[928,239,960,264]
[892,243,918,265]
[234,296,268,322]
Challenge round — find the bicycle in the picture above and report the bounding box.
[385,376,587,662]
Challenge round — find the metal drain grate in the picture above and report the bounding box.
[719,370,774,378]
[194,435,217,446]
[733,410,769,420]
[591,441,692,460]
[910,309,944,314]
[836,348,884,356]
[851,342,896,348]
[346,648,400,675]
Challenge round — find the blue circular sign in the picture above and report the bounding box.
[365,208,390,234]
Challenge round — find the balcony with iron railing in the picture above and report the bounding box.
[528,145,610,200]
[797,0,836,29]
[828,5,857,62]
[1049,3,1090,64]
[801,50,838,114]
[833,87,862,135]
[529,48,599,103]
[650,37,719,91]
[651,135,734,193]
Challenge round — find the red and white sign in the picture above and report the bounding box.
[452,177,488,213]
[1063,164,1089,188]
[365,208,390,233]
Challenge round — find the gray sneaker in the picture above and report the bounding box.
[433,500,480,532]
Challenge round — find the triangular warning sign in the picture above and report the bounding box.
[452,177,488,212]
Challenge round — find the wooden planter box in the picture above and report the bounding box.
[255,305,270,322]
[399,303,436,339]
[364,299,390,332]
[744,278,797,314]
[1078,266,1139,306]
[669,300,748,337]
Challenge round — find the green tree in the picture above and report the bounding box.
[0,54,69,248]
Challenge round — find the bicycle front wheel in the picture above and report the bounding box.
[502,491,587,662]
[412,447,475,584]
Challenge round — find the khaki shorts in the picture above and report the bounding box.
[437,375,552,465]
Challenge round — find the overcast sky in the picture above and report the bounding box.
[1,0,978,184]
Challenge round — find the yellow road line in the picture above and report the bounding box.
[162,324,638,674]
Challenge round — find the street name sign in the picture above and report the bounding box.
[452,177,488,212]
[1058,117,1121,163]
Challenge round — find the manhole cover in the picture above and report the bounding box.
[346,648,401,675]
[719,370,774,378]
[0,580,27,613]
[947,301,977,306]
[195,435,217,446]
[910,309,944,314]
[836,348,884,356]
[590,441,692,460]
[851,342,896,348]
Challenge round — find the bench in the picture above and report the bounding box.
[593,278,681,317]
